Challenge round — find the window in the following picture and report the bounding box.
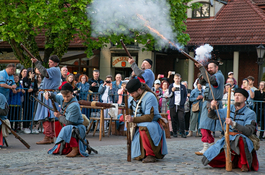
[192,2,210,18]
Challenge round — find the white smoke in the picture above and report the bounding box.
[194,44,213,65]
[87,0,181,49]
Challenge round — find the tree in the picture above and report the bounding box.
[0,0,199,68]
[0,0,92,68]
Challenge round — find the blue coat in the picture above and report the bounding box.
[168,84,187,109]
[0,93,8,120]
[48,96,88,157]
[203,105,256,165]
[199,70,225,131]
[129,91,168,158]
[190,88,204,107]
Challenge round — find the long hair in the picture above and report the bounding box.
[66,73,76,88]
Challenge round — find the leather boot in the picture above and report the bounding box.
[142,156,156,163]
[66,147,79,157]
[187,131,193,137]
[241,164,248,172]
[36,136,52,144]
[195,143,209,156]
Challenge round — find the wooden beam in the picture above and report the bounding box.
[0,60,20,63]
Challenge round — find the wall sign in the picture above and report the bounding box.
[112,56,136,68]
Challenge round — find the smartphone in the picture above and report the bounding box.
[106,81,111,83]
[160,74,164,78]
[171,71,175,75]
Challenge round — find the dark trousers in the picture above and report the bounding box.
[170,106,185,134]
[184,111,190,131]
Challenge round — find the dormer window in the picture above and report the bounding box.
[192,2,210,18]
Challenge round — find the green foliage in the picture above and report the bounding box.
[0,0,92,68]
[0,0,199,68]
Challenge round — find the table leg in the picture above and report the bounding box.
[99,109,104,141]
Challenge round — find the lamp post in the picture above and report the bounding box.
[256,44,265,65]
[256,44,265,82]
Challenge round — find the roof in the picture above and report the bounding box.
[186,0,265,46]
[0,32,86,49]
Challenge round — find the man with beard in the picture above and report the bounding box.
[31,55,61,144]
[202,88,259,172]
[194,60,224,155]
[128,58,155,89]
[125,79,167,163]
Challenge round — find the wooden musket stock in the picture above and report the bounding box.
[20,43,36,59]
[124,91,131,162]
[120,40,133,59]
[0,118,30,149]
[225,86,232,171]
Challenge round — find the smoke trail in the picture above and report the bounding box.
[87,0,181,49]
[194,44,213,66]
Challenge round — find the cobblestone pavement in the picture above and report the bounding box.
[0,133,264,175]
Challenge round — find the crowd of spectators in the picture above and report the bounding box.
[0,63,264,139]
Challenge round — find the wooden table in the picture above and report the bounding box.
[80,105,110,141]
[80,105,126,141]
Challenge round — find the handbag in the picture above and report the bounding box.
[248,134,260,151]
[192,101,200,112]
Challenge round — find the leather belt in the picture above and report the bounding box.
[229,132,240,136]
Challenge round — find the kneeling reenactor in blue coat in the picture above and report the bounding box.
[46,83,89,157]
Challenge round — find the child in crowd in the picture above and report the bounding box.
[8,74,25,131]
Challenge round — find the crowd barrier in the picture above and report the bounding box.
[6,89,264,133]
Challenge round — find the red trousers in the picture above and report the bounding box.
[53,137,79,155]
[208,137,259,171]
[43,121,54,138]
[139,130,155,157]
[201,129,214,143]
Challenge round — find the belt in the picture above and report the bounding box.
[39,89,56,92]
[229,132,241,136]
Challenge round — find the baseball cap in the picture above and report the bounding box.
[228,72,233,75]
[154,80,161,85]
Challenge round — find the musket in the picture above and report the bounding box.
[179,49,200,64]
[225,85,232,171]
[20,43,36,59]
[120,40,133,59]
[124,91,131,162]
[72,128,98,154]
[0,118,30,149]
[32,95,98,154]
[31,95,64,115]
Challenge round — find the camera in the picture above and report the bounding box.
[106,80,111,83]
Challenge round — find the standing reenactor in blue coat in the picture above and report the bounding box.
[31,55,61,144]
[194,60,224,155]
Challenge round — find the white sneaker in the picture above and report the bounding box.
[32,129,39,134]
[38,128,44,133]
[24,128,31,134]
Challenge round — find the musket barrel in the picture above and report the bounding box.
[180,49,199,64]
